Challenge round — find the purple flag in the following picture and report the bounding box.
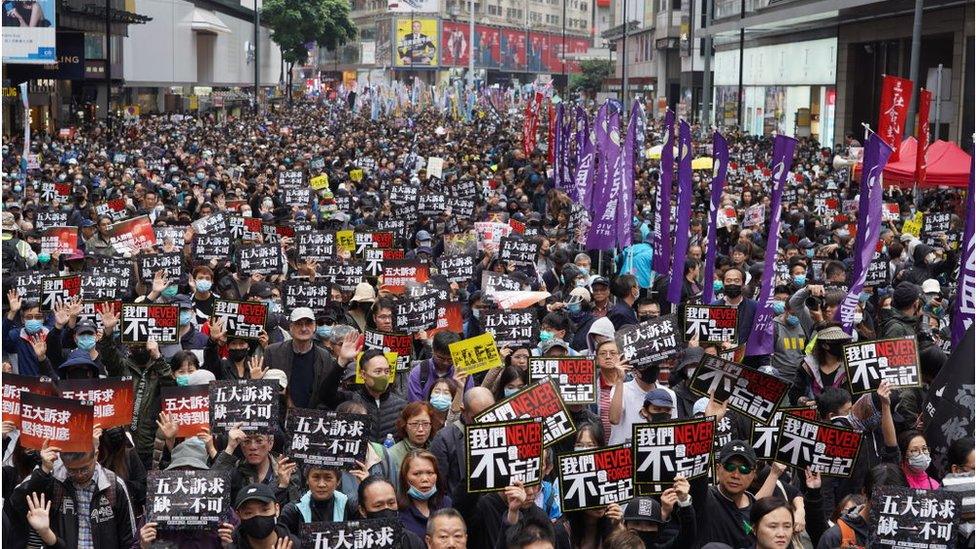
[701,132,729,304]
[618,100,645,250]
[834,134,895,334]
[951,155,975,347]
[745,135,798,356]
[553,103,566,191]
[560,105,574,196]
[586,101,622,250]
[652,111,675,277]
[575,106,597,211]
[665,120,693,305]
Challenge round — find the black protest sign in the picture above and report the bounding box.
[615,315,682,369]
[301,518,402,549]
[558,445,634,512]
[211,299,268,340]
[363,248,386,277]
[282,279,330,313]
[633,417,715,491]
[922,327,974,479]
[9,272,42,301]
[364,330,414,372]
[147,470,231,531]
[209,379,280,434]
[750,406,819,460]
[139,252,183,284]
[323,262,365,293]
[483,310,539,347]
[296,231,335,262]
[466,418,544,493]
[476,379,576,447]
[263,224,295,244]
[775,415,862,477]
[154,226,187,249]
[38,182,71,202]
[41,275,82,310]
[285,409,371,469]
[34,210,69,230]
[436,254,476,284]
[923,212,952,234]
[445,196,476,217]
[191,212,229,236]
[121,303,179,344]
[865,252,891,288]
[81,272,128,300]
[689,355,789,424]
[393,294,438,333]
[377,218,409,239]
[353,231,395,256]
[194,234,233,261]
[498,236,540,267]
[870,486,961,548]
[418,192,447,215]
[228,216,263,241]
[382,260,430,294]
[278,171,310,207]
[843,336,921,395]
[684,305,738,344]
[528,357,597,405]
[237,244,282,275]
[387,183,420,205]
[481,272,523,295]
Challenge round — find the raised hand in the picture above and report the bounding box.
[225,423,246,454]
[248,354,266,379]
[276,455,297,488]
[156,412,178,441]
[209,317,228,344]
[39,438,61,474]
[26,492,53,539]
[98,303,119,334]
[7,289,22,315]
[29,334,47,362]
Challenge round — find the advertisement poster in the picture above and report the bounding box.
[395,18,438,67]
[2,0,56,64]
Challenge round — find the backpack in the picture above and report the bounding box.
[837,518,865,549]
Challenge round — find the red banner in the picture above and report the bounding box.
[915,88,931,185]
[59,378,135,429]
[547,102,556,165]
[41,227,79,255]
[20,393,95,453]
[2,374,57,426]
[877,75,913,162]
[522,91,543,156]
[160,385,210,439]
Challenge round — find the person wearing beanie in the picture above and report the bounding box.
[879,282,922,339]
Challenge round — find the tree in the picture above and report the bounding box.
[262,0,356,104]
[569,60,612,99]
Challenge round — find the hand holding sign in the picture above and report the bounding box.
[39,438,61,474]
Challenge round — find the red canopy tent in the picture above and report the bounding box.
[860,137,973,188]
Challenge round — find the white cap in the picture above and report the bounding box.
[921,279,941,295]
[262,368,288,389]
[289,307,315,322]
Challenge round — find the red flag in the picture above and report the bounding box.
[915,88,932,185]
[522,91,543,156]
[877,75,913,162]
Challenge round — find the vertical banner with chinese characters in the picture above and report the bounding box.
[285,409,371,469]
[476,379,576,447]
[147,470,231,531]
[633,417,715,493]
[466,418,543,493]
[774,414,861,477]
[915,88,932,185]
[558,445,633,512]
[877,75,913,162]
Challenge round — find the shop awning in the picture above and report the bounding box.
[189,9,231,34]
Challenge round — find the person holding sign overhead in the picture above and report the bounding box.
[211,422,301,507]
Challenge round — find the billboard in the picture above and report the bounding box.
[387,0,438,12]
[395,18,438,67]
[437,22,589,73]
[441,21,469,67]
[3,0,56,64]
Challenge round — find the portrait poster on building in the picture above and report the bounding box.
[2,0,56,64]
[466,418,543,493]
[394,17,439,67]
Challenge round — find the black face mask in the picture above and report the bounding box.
[634,530,659,547]
[824,342,846,358]
[365,508,398,520]
[229,348,250,363]
[240,515,276,539]
[637,367,659,384]
[723,284,743,299]
[129,348,151,365]
[649,412,671,423]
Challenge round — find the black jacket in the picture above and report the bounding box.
[228,523,300,549]
[471,492,572,549]
[338,386,407,442]
[264,340,343,410]
[689,477,755,549]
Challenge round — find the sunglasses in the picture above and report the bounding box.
[722,462,753,475]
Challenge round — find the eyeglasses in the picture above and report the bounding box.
[908,447,930,457]
[406,421,431,429]
[375,313,393,320]
[722,462,753,475]
[597,350,620,358]
[66,462,95,476]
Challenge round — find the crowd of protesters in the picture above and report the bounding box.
[0,90,972,549]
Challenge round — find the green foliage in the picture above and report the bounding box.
[569,59,612,98]
[262,0,357,65]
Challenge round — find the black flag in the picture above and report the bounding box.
[923,326,974,477]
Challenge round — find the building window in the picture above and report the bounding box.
[488,4,501,15]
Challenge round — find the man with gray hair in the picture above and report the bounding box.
[426,508,468,549]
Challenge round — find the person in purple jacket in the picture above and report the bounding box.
[405,331,474,403]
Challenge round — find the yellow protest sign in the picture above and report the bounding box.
[355,352,398,384]
[310,174,329,190]
[449,332,502,376]
[902,212,923,237]
[350,169,364,182]
[336,229,355,252]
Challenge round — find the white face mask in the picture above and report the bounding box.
[853,312,864,325]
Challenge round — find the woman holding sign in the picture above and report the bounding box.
[397,450,452,538]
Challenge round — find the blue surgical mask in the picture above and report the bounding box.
[162,285,179,298]
[13,185,22,193]
[265,299,281,314]
[25,319,44,334]
[859,292,871,303]
[180,311,194,326]
[806,249,815,258]
[430,394,451,411]
[175,374,191,387]
[786,315,800,327]
[471,308,482,320]
[793,275,807,286]
[575,279,588,288]
[504,387,520,398]
[539,330,554,342]
[407,485,437,501]
[316,325,333,339]
[76,334,96,350]
[195,172,206,181]
[566,301,581,314]
[195,279,212,293]
[37,253,51,264]
[771,301,786,315]
[713,280,724,293]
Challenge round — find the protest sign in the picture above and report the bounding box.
[865,252,891,288]
[843,336,921,394]
[147,470,231,531]
[476,379,576,447]
[689,354,789,424]
[481,272,524,295]
[34,210,69,230]
[364,248,386,277]
[154,226,187,249]
[528,357,597,405]
[483,310,539,347]
[474,221,512,252]
[870,486,961,548]
[209,379,280,434]
[323,262,365,293]
[9,272,42,300]
[139,252,183,284]
[354,231,394,255]
[498,237,540,266]
[557,445,634,512]
[228,216,263,241]
[336,230,356,254]
[19,393,94,453]
[285,409,371,469]
[80,272,127,300]
[364,330,414,372]
[191,212,229,236]
[882,203,901,222]
[41,274,82,310]
[427,156,444,179]
[282,279,330,313]
[750,406,819,460]
[717,207,738,229]
[278,171,311,207]
[923,211,952,235]
[615,315,683,369]
[466,418,544,492]
[445,196,476,217]
[443,231,478,256]
[393,294,438,333]
[301,518,402,549]
[237,244,282,275]
[428,301,465,337]
[39,183,72,202]
[743,204,765,228]
[40,227,78,255]
[108,215,157,255]
[450,333,503,376]
[160,385,210,438]
[211,299,268,340]
[309,174,329,190]
[436,254,476,284]
[633,417,715,491]
[194,234,233,261]
[382,260,430,294]
[264,224,296,243]
[684,304,739,344]
[59,377,134,429]
[121,303,180,344]
[2,374,57,426]
[775,414,862,477]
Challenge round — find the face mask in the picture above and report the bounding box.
[577,267,590,276]
[648,412,671,423]
[430,394,452,411]
[539,330,554,342]
[195,172,206,181]
[316,325,333,339]
[176,374,191,387]
[130,348,151,365]
[195,279,212,292]
[908,453,932,471]
[265,299,281,314]
[228,348,250,363]
[25,319,44,334]
[853,312,864,325]
[859,292,871,303]
[575,279,588,288]
[786,315,800,327]
[471,308,482,320]
[723,284,742,299]
[365,508,398,520]
[771,301,786,315]
[37,253,51,264]
[13,185,22,193]
[161,285,179,298]
[76,334,96,351]
[240,515,276,539]
[825,342,846,357]
[806,249,815,258]
[713,280,724,293]
[180,311,194,326]
[369,375,390,393]
[794,275,807,286]
[407,485,437,501]
[504,387,520,398]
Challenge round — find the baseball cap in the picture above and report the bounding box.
[289,307,315,322]
[234,483,276,508]
[75,320,97,336]
[921,279,941,295]
[416,230,432,244]
[622,497,664,524]
[892,282,922,309]
[679,347,705,369]
[171,294,194,310]
[718,439,757,467]
[80,218,96,228]
[247,281,274,299]
[644,388,674,408]
[590,276,610,288]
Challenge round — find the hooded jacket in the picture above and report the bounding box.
[878,308,919,339]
